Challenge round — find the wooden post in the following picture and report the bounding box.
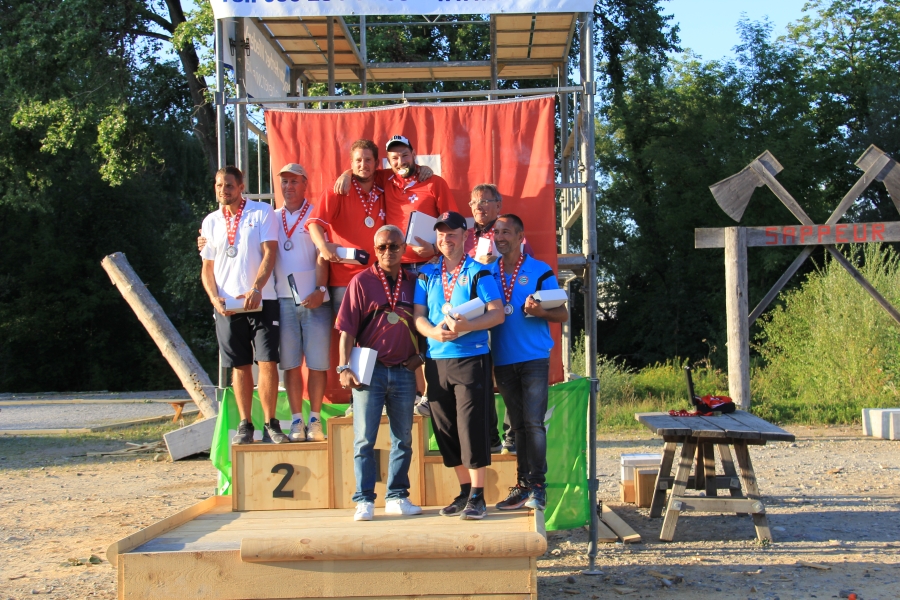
[724,227,751,410]
[101,253,218,419]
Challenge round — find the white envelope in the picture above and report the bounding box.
[526,289,568,317]
[475,236,497,258]
[224,298,263,313]
[405,211,438,245]
[349,347,378,386]
[290,270,316,299]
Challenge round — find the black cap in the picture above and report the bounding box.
[385,134,413,152]
[434,211,467,231]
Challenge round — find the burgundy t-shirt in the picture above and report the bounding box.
[335,265,420,367]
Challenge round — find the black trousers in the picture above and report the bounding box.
[425,354,493,469]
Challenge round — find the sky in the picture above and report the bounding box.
[663,0,809,60]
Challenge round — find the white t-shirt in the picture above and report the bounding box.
[200,200,278,301]
[273,200,319,298]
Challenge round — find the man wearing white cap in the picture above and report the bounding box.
[273,163,332,442]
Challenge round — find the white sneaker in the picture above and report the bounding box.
[288,419,306,442]
[344,404,354,417]
[414,397,431,417]
[306,418,325,442]
[354,501,374,521]
[385,497,423,516]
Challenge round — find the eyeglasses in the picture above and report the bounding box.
[375,244,403,253]
[469,199,499,208]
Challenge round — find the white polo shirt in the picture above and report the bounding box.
[273,200,319,298]
[200,200,278,301]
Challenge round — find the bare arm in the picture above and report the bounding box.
[523,296,569,323]
[414,303,458,342]
[338,331,361,388]
[333,169,353,195]
[202,259,231,316]
[308,223,340,262]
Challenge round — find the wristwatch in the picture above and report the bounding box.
[336,364,351,374]
[317,285,327,293]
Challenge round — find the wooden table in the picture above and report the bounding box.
[634,410,795,542]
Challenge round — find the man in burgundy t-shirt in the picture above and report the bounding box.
[335,225,424,521]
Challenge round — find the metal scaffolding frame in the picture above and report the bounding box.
[214,10,600,570]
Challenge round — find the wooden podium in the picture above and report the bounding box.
[108,413,545,600]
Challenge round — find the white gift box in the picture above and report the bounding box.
[336,247,370,265]
[224,299,262,313]
[446,297,486,338]
[620,453,662,483]
[405,211,437,246]
[288,271,330,305]
[526,289,568,316]
[349,347,378,386]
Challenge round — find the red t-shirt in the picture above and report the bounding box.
[334,265,420,367]
[306,188,387,287]
[377,169,454,263]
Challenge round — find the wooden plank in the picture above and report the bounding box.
[657,475,740,491]
[702,442,717,497]
[599,505,641,543]
[750,160,815,226]
[726,411,795,442]
[716,444,746,515]
[826,153,892,225]
[668,497,764,514]
[696,222,900,248]
[106,496,227,566]
[659,439,696,541]
[162,417,215,461]
[240,530,547,561]
[634,469,657,508]
[121,553,533,600]
[634,413,692,436]
[732,441,773,542]
[725,227,751,410]
[856,145,900,208]
[698,414,761,439]
[277,594,538,600]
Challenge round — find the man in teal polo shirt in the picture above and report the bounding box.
[489,214,568,511]
[413,211,505,520]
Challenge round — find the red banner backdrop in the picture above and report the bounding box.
[265,96,563,400]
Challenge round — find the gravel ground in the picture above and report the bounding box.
[0,425,897,600]
[0,391,195,431]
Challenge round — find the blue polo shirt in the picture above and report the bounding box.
[489,255,559,367]
[414,256,501,359]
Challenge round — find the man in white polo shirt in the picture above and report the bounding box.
[200,165,287,445]
[272,163,331,442]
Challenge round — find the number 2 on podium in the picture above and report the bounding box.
[271,463,294,498]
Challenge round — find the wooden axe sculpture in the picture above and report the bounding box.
[702,145,900,327]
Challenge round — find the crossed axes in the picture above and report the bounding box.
[706,145,900,326]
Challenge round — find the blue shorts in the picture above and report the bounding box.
[278,298,333,371]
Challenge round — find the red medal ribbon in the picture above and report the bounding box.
[375,264,404,314]
[223,199,247,247]
[391,172,418,191]
[281,200,310,239]
[441,257,466,303]
[499,253,525,305]
[351,178,384,222]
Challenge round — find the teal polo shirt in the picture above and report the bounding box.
[414,256,501,359]
[489,255,559,367]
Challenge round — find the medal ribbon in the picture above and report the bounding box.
[441,257,466,303]
[391,172,418,191]
[281,200,310,239]
[499,253,526,306]
[375,265,404,314]
[351,178,383,222]
[223,199,247,247]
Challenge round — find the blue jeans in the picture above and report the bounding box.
[351,362,417,503]
[494,358,550,486]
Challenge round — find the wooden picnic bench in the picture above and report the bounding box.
[634,410,795,543]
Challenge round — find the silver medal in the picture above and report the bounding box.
[504,304,514,315]
[365,216,375,228]
[386,312,400,324]
[283,239,294,251]
[441,302,452,315]
[225,245,237,258]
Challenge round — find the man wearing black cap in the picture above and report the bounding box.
[413,211,505,520]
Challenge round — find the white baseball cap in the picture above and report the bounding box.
[385,135,413,152]
[278,163,308,178]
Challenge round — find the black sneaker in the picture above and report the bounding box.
[525,483,546,511]
[439,492,469,516]
[232,419,254,445]
[490,442,503,454]
[495,485,531,510]
[460,495,487,520]
[262,419,290,444]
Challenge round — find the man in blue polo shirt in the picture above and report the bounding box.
[489,214,568,511]
[413,211,505,520]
